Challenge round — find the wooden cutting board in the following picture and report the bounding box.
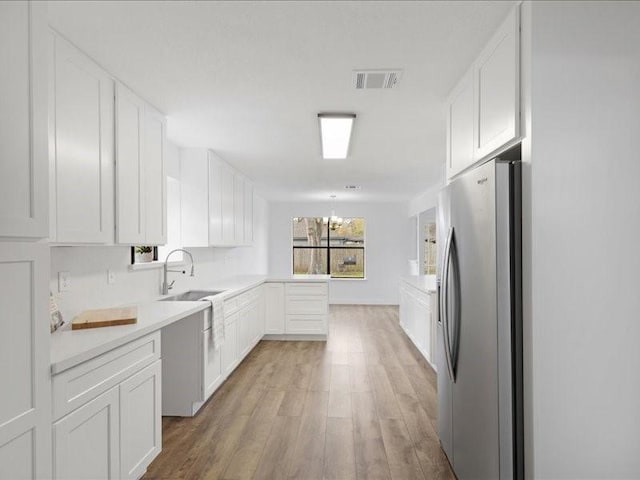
[72,306,138,330]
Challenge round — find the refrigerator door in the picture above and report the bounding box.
[436,188,453,462]
[449,159,501,479]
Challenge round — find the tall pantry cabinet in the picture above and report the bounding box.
[0,2,52,479]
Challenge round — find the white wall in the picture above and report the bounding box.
[524,2,640,477]
[407,184,442,217]
[268,201,411,305]
[50,141,269,321]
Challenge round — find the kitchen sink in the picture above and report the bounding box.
[159,290,225,301]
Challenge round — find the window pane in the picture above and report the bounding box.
[330,248,364,278]
[329,218,365,247]
[292,217,328,246]
[293,248,328,275]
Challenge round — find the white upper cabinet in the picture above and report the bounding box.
[220,160,235,245]
[181,148,253,247]
[115,83,166,245]
[116,83,145,244]
[208,152,224,245]
[446,5,520,180]
[473,6,520,160]
[181,148,209,247]
[233,174,245,245]
[49,33,114,244]
[244,181,254,245]
[143,105,167,245]
[446,68,475,179]
[0,2,48,238]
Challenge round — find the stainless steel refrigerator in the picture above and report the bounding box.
[436,158,523,479]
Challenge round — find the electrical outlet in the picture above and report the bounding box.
[58,271,71,292]
[107,270,116,285]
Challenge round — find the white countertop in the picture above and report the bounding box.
[51,274,330,375]
[400,275,438,293]
[50,301,209,374]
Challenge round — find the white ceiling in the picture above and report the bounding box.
[48,1,514,202]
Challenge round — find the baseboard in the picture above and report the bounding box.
[399,322,437,371]
[330,299,399,306]
[262,334,327,341]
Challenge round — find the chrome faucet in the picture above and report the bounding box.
[162,249,195,295]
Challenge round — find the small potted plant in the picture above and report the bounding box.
[135,246,154,263]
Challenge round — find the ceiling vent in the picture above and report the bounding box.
[353,69,402,89]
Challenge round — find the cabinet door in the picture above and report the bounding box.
[203,330,223,398]
[264,283,285,334]
[251,298,262,345]
[474,6,520,160]
[221,163,235,245]
[208,153,223,245]
[238,307,250,358]
[0,1,48,238]
[51,34,114,243]
[120,360,161,480]
[143,106,166,245]
[53,387,119,480]
[446,68,474,180]
[233,174,245,245]
[115,82,145,244]
[221,315,238,376]
[399,284,407,329]
[244,181,254,245]
[180,148,209,247]
[0,243,50,479]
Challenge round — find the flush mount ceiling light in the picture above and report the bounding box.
[318,113,356,160]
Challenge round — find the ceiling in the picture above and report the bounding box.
[48,1,514,202]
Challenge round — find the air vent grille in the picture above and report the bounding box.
[353,69,402,89]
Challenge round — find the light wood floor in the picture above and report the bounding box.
[144,305,455,480]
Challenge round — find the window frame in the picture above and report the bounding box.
[291,217,366,280]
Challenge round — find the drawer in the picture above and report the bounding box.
[286,282,328,297]
[285,314,327,335]
[52,331,161,421]
[286,295,328,315]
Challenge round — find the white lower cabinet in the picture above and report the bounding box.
[221,313,239,377]
[264,283,285,334]
[163,286,264,417]
[203,328,223,399]
[119,360,162,480]
[51,332,161,480]
[53,387,120,480]
[225,287,263,362]
[399,281,436,369]
[285,283,328,335]
[264,282,329,336]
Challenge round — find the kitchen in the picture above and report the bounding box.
[2,1,640,479]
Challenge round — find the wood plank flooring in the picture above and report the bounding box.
[144,305,454,480]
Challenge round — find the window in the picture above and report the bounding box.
[131,246,158,264]
[424,222,436,275]
[292,217,365,279]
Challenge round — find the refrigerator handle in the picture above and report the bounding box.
[441,227,456,382]
[449,231,461,378]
